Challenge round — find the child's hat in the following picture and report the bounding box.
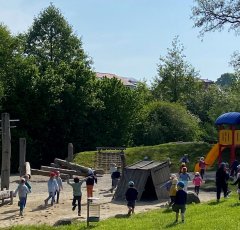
[50,171,56,177]
[170,173,176,179]
[21,177,26,182]
[200,157,204,161]
[195,172,200,176]
[128,181,134,186]
[172,178,178,185]
[177,181,185,188]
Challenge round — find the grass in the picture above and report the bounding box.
[73,142,213,172]
[5,190,240,230]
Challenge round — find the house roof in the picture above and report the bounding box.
[95,72,138,87]
[215,112,240,125]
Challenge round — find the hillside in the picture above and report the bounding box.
[73,142,214,172]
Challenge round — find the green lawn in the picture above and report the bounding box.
[5,191,240,230]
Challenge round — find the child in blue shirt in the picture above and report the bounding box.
[125,181,138,216]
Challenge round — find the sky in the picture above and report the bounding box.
[0,0,239,84]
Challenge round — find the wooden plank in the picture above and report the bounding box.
[31,169,70,179]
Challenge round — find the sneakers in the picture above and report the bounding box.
[44,200,48,206]
[72,205,77,211]
[20,211,23,216]
[182,219,184,223]
[78,212,81,216]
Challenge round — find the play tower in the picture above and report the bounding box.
[215,112,240,165]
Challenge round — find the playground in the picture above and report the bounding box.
[0,173,216,228]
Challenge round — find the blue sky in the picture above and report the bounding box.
[0,0,239,84]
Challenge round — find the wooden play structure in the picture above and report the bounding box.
[114,160,170,201]
[215,112,240,165]
[95,147,126,173]
[195,112,240,171]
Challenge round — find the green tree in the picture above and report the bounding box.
[92,77,140,146]
[152,36,199,103]
[139,101,201,146]
[24,4,91,72]
[216,73,237,88]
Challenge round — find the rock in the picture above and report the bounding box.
[54,219,72,226]
[187,191,200,204]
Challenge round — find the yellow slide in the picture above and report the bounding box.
[194,143,220,172]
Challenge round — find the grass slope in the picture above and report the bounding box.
[73,142,213,172]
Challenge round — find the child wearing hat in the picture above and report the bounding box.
[192,172,203,195]
[14,177,30,216]
[55,171,63,203]
[179,167,191,191]
[172,181,187,223]
[44,172,59,206]
[125,181,138,216]
[169,175,178,207]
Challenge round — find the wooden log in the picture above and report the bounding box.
[0,190,13,203]
[50,163,60,168]
[67,143,73,162]
[40,166,85,177]
[54,158,89,173]
[25,162,31,177]
[1,113,11,190]
[19,138,26,176]
[31,169,69,180]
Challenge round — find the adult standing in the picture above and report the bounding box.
[216,162,229,202]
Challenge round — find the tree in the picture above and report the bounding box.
[191,0,240,36]
[138,101,201,146]
[92,77,141,146]
[216,73,237,88]
[152,36,199,103]
[23,4,91,72]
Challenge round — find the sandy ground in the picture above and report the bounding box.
[0,172,216,228]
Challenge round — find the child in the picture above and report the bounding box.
[199,157,208,179]
[125,181,138,216]
[169,176,178,207]
[22,174,32,207]
[110,167,121,193]
[14,177,30,216]
[179,167,191,191]
[67,176,86,216]
[55,171,63,203]
[231,172,240,200]
[172,181,187,223]
[86,171,97,198]
[192,172,203,195]
[179,162,186,174]
[44,172,59,206]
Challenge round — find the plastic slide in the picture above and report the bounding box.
[194,143,221,172]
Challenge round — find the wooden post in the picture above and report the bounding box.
[68,143,73,162]
[19,138,26,176]
[1,113,11,190]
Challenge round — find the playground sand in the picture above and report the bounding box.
[0,173,216,228]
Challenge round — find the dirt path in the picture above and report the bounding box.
[0,173,216,228]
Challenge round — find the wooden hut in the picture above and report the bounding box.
[114,160,170,201]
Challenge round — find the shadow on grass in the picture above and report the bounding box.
[208,200,220,206]
[165,221,179,228]
[162,208,173,213]
[114,214,130,218]
[230,202,240,207]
